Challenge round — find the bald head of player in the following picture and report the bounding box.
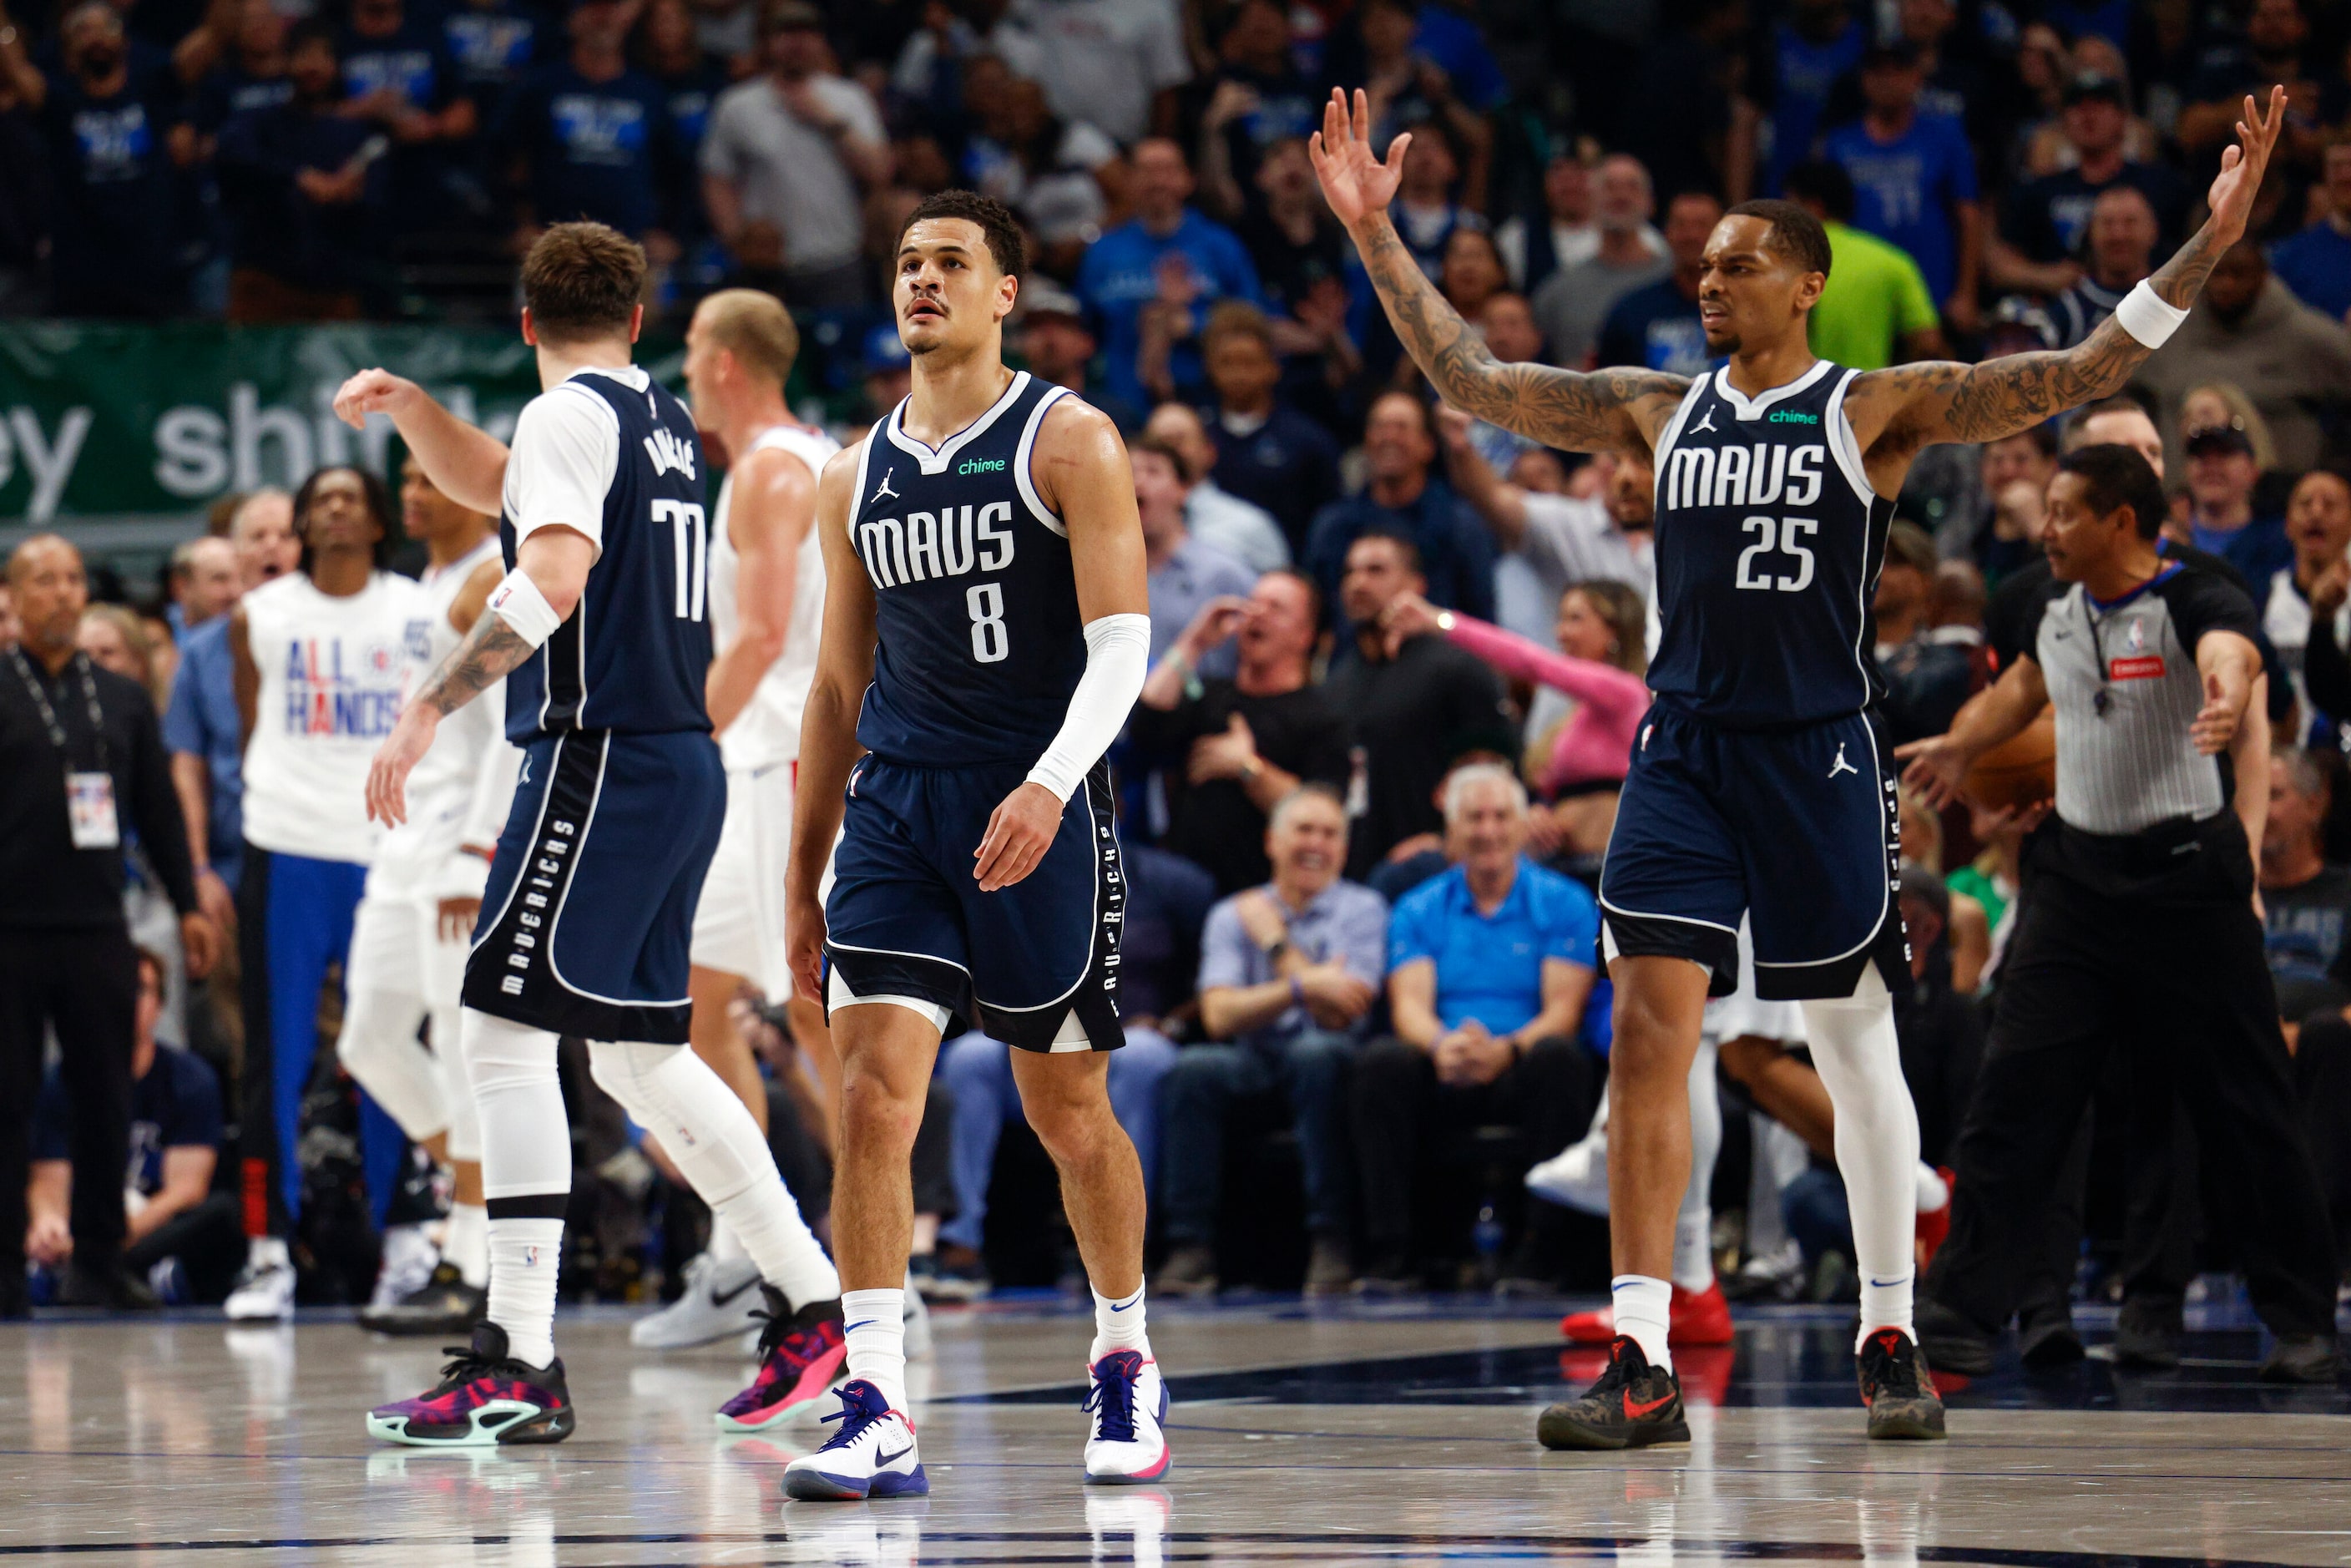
[892,190,1026,365]
[1695,198,1833,358]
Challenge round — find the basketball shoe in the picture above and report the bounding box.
[1083,1349,1171,1485]
[365,1323,575,1447]
[717,1289,848,1432]
[633,1252,766,1348]
[1858,1328,1946,1440]
[1560,1282,1734,1345]
[783,1380,928,1500]
[1536,1335,1690,1450]
[359,1262,488,1337]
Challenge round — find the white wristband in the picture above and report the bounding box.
[1025,612,1152,803]
[485,568,564,648]
[2113,280,2189,350]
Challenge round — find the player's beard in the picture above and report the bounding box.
[1703,324,1741,355]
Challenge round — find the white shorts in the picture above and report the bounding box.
[690,761,797,995]
[346,889,468,1009]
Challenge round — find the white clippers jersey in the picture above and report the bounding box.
[240,569,434,865]
[369,536,512,892]
[708,422,837,771]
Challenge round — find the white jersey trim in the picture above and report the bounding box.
[882,371,1032,475]
[1710,358,1835,421]
[1597,896,1741,938]
[1014,384,1074,539]
[1823,367,1875,508]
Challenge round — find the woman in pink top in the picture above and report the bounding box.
[1381,579,1650,855]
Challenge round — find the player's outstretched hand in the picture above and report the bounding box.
[332,367,424,431]
[1894,732,1971,809]
[366,702,439,827]
[974,781,1062,893]
[1308,87,1407,230]
[2204,86,2287,251]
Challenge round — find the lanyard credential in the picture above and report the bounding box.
[12,648,119,848]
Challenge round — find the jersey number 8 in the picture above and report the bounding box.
[1732,515,1818,594]
[967,582,1009,663]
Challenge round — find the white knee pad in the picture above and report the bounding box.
[338,986,448,1142]
[462,1009,569,1201]
[431,1004,481,1163]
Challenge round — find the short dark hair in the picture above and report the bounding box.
[285,18,338,58]
[2059,443,2168,539]
[897,190,1025,281]
[292,464,397,573]
[1725,197,1833,280]
[1131,432,1194,485]
[521,222,646,342]
[1885,518,1937,577]
[1349,526,1423,576]
[1782,159,1856,224]
[1261,564,1322,625]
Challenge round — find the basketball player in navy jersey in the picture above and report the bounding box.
[334,223,843,1446]
[1316,84,2288,1448]
[781,190,1160,1500]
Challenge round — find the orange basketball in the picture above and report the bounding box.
[1964,705,2055,811]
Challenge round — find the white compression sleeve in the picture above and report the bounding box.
[1799,965,1922,1347]
[1674,1036,1722,1291]
[1025,612,1151,802]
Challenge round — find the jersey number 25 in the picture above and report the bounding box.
[1732,515,1818,594]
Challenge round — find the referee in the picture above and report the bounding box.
[1,535,216,1315]
[1899,445,2343,1383]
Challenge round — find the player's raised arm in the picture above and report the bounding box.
[332,369,513,518]
[785,445,878,1002]
[1852,88,2286,457]
[1311,89,1687,458]
[970,398,1153,894]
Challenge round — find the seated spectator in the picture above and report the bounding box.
[1076,136,1262,419]
[1494,151,1596,293]
[2136,240,2351,477]
[1990,72,2186,298]
[214,23,385,321]
[1155,787,1386,1297]
[933,842,1209,1295]
[1135,569,1352,894]
[2014,37,2160,175]
[1352,765,1600,1288]
[1595,190,1722,377]
[1135,432,1256,678]
[1785,160,1944,372]
[1946,799,2027,985]
[1438,225,1507,322]
[2272,142,2351,323]
[2262,468,2351,739]
[1439,406,1653,645]
[164,537,238,641]
[1325,531,1511,877]
[1820,38,1979,326]
[1306,392,1496,629]
[2263,746,2351,998]
[2182,420,2290,586]
[25,948,239,1304]
[498,0,683,250]
[1014,281,1141,433]
[2049,185,2158,349]
[962,68,1122,281]
[0,1,195,316]
[336,0,477,238]
[1143,402,1288,574]
[699,0,887,307]
[1199,301,1341,556]
[1529,154,1666,372]
[1877,520,1976,744]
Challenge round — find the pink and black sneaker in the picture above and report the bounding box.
[366,1323,576,1448]
[716,1289,848,1432]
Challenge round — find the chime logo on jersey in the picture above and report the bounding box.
[856,501,1018,589]
[1661,441,1827,511]
[280,627,420,738]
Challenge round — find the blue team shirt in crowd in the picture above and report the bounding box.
[2272,223,2351,321]
[503,61,676,238]
[1596,279,1716,377]
[1075,208,1262,414]
[1822,111,1977,304]
[33,1048,223,1198]
[1764,18,1865,190]
[162,616,243,890]
[442,0,538,97]
[1387,859,1598,1037]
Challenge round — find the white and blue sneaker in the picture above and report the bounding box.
[782,1380,928,1501]
[1081,1349,1170,1485]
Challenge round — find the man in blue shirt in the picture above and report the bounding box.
[2185,422,2290,584]
[1762,0,1865,194]
[2271,143,2351,322]
[1076,136,1262,417]
[497,0,681,245]
[1352,764,1601,1288]
[1595,192,1722,377]
[1155,787,1388,1297]
[1821,40,1979,320]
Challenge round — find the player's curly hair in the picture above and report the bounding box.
[521,222,647,343]
[895,190,1026,281]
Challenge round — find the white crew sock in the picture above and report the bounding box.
[1915,1161,1949,1213]
[1799,967,1920,1349]
[446,1201,490,1288]
[584,1039,840,1309]
[1090,1283,1149,1362]
[842,1287,908,1410]
[486,1219,564,1368]
[1611,1274,1673,1370]
[707,1216,746,1264]
[248,1234,291,1272]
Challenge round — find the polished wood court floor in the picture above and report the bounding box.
[3,1296,2348,1565]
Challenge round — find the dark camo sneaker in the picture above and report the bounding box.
[1858,1328,1947,1440]
[359,1262,488,1337]
[366,1322,575,1447]
[1537,1335,1691,1451]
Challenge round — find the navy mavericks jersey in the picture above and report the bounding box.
[502,369,712,743]
[1646,360,1894,727]
[848,372,1087,766]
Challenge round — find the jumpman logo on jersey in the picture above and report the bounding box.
[1828,743,1858,779]
[1691,405,1719,435]
[871,468,899,503]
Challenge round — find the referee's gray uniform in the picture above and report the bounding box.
[1922,557,2340,1345]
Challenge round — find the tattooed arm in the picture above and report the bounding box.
[363,525,594,826]
[1850,89,2286,485]
[1310,89,1688,457]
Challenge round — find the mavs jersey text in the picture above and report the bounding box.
[1600,360,1909,1001]
[824,371,1129,1051]
[465,366,726,1044]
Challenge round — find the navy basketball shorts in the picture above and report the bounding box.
[824,755,1125,1053]
[464,728,726,1044]
[1598,705,1909,1001]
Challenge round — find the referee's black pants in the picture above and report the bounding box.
[1924,813,2339,1339]
[0,924,138,1282]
